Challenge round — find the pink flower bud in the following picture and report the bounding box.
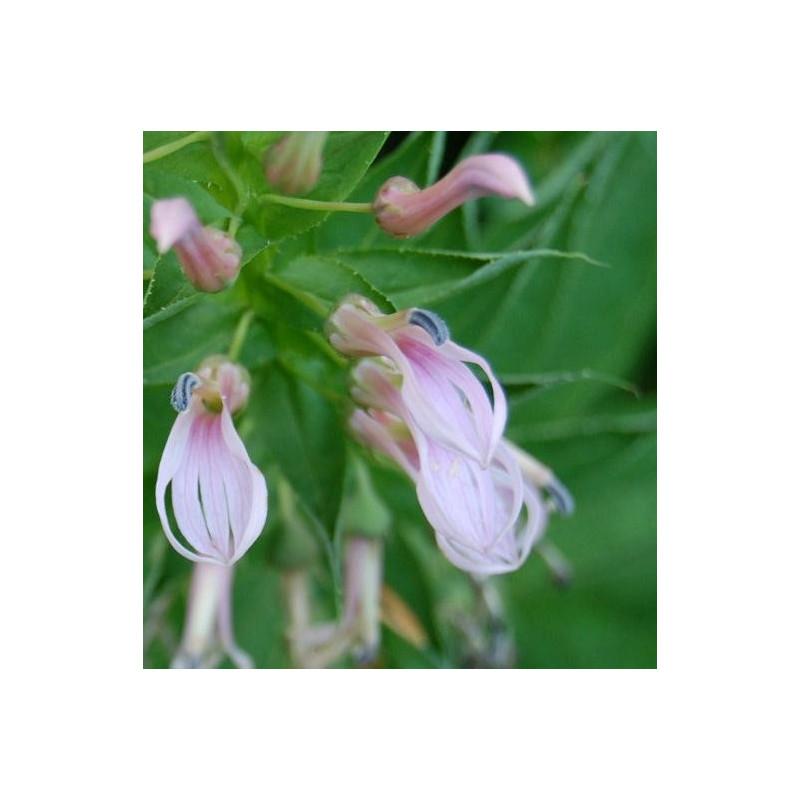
[156,358,267,566]
[264,132,328,195]
[150,197,242,292]
[373,153,535,237]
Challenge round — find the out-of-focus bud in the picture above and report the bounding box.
[339,458,392,540]
[264,132,328,195]
[373,153,535,238]
[171,562,253,669]
[342,537,383,665]
[150,197,242,292]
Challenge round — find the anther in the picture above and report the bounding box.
[170,372,201,412]
[546,477,575,516]
[408,308,450,346]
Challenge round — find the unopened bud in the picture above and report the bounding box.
[150,197,241,292]
[264,132,328,195]
[373,153,535,238]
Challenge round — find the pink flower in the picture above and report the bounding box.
[373,153,535,237]
[171,562,253,669]
[328,295,506,467]
[156,357,268,566]
[349,360,547,575]
[264,132,328,195]
[150,197,242,292]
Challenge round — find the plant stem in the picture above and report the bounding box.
[259,193,373,214]
[228,309,255,361]
[143,131,210,164]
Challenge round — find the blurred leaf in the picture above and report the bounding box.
[502,433,656,668]
[246,360,346,534]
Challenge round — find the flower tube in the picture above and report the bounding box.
[171,562,253,669]
[263,132,328,195]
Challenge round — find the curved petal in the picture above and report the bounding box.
[156,411,226,564]
[199,417,237,560]
[218,408,268,562]
[415,437,532,575]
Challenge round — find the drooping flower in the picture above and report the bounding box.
[156,356,268,566]
[349,360,547,575]
[334,297,574,576]
[373,153,535,238]
[171,562,253,669]
[264,132,328,195]
[328,295,506,466]
[150,197,242,292]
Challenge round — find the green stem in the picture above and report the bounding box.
[142,131,210,164]
[209,133,248,238]
[259,193,373,214]
[228,309,255,361]
[143,269,154,281]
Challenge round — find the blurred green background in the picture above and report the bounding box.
[143,131,656,668]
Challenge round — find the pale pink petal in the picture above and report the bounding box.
[156,411,213,563]
[171,418,223,560]
[198,418,236,560]
[150,197,200,253]
[218,408,268,561]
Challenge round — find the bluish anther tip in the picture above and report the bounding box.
[170,372,201,413]
[547,477,575,516]
[409,308,450,346]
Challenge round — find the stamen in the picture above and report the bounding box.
[409,308,450,345]
[170,372,201,412]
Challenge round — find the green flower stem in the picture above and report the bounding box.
[259,193,374,214]
[228,309,255,361]
[142,132,210,164]
[209,134,248,238]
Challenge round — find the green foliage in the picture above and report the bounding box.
[143,131,657,669]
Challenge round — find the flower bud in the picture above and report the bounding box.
[264,132,328,195]
[373,153,535,237]
[342,537,383,665]
[150,197,242,292]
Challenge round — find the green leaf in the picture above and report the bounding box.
[143,297,241,385]
[325,247,604,309]
[245,359,347,534]
[502,433,656,668]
